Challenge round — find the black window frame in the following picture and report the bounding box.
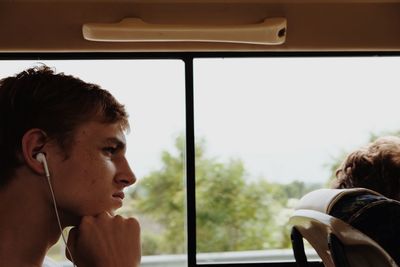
[2,51,399,267]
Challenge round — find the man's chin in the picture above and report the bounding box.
[71,206,118,221]
[106,210,116,216]
[94,208,116,217]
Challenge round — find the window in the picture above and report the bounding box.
[2,53,400,267]
[193,56,400,265]
[0,59,186,266]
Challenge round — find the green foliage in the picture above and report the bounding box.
[195,158,275,252]
[130,134,321,255]
[131,135,186,254]
[282,180,321,200]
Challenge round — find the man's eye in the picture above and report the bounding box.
[103,147,117,155]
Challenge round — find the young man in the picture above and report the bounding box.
[331,136,400,264]
[0,66,141,267]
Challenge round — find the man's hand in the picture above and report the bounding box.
[66,213,141,267]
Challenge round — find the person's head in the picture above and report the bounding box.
[334,136,400,200]
[0,65,136,219]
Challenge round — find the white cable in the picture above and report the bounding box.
[45,173,77,267]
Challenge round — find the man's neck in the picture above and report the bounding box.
[0,170,62,267]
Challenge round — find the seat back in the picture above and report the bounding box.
[289,188,398,267]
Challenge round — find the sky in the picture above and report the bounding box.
[1,57,400,185]
[194,57,400,184]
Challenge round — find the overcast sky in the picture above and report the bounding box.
[2,57,400,185]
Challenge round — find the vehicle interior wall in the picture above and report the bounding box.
[1,1,400,266]
[0,0,400,52]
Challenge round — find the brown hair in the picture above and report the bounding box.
[0,65,129,186]
[334,136,400,200]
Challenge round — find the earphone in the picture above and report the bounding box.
[36,153,50,178]
[35,153,76,267]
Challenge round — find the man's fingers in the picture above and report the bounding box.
[96,211,113,219]
[65,215,141,267]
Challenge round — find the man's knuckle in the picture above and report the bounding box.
[126,217,140,229]
[114,214,123,221]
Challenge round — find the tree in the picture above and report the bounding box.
[130,135,319,255]
[130,135,186,254]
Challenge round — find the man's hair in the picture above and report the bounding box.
[0,65,129,186]
[335,136,400,200]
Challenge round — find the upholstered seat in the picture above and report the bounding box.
[289,188,399,267]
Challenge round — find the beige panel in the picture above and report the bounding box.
[0,1,399,51]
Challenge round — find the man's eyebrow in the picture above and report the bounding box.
[104,137,126,149]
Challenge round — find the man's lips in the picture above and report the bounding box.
[112,191,125,200]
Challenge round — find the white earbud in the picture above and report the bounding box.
[36,152,50,178]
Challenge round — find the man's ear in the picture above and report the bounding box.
[21,128,48,175]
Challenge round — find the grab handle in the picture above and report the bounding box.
[82,17,287,45]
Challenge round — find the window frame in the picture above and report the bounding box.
[2,51,400,267]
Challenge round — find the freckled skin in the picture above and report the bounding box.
[45,121,136,225]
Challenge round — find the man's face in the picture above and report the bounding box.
[47,120,136,220]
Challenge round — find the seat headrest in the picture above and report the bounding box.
[295,188,382,214]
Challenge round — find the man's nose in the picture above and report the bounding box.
[116,157,136,187]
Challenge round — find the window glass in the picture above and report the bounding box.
[3,56,400,266]
[194,57,400,263]
[0,60,186,266]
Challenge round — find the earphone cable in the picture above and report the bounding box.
[45,174,77,267]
